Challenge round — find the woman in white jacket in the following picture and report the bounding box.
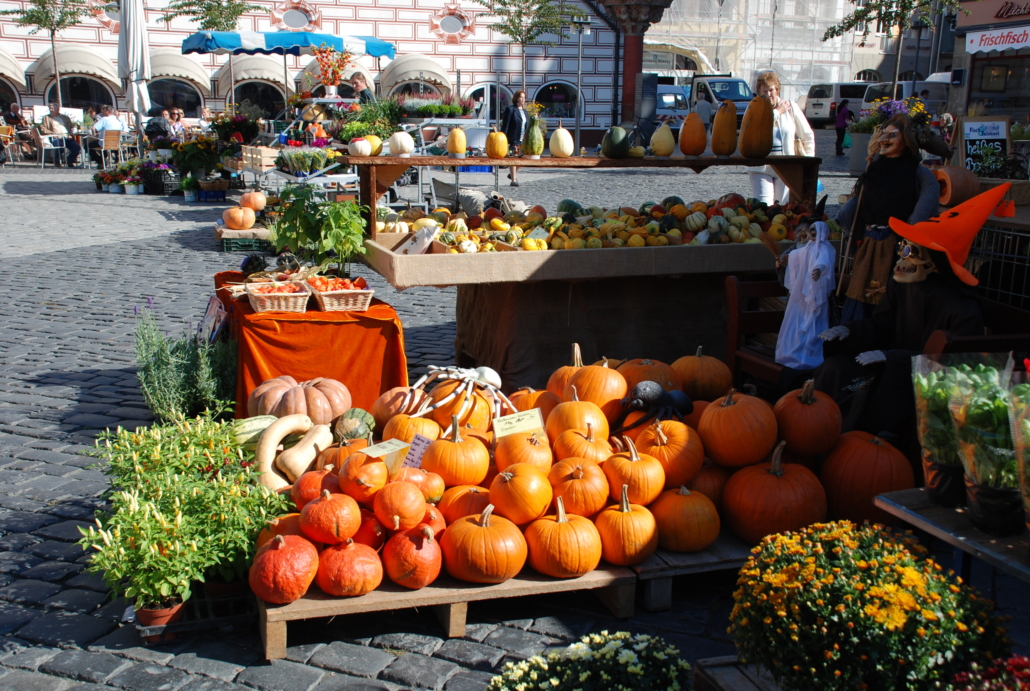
[747,71,815,204]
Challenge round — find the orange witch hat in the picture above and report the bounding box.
[888,182,1011,286]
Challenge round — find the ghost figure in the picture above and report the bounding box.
[775,221,836,370]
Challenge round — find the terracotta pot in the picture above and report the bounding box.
[135,601,186,643]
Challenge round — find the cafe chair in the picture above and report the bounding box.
[99,130,126,169]
[32,127,65,169]
[0,126,15,166]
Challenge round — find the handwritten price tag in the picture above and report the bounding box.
[402,434,434,469]
[493,408,546,439]
[362,438,410,477]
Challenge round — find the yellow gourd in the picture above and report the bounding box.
[738,96,774,158]
[711,100,738,157]
[549,119,575,158]
[679,113,707,157]
[486,126,509,159]
[448,127,467,157]
[650,122,676,157]
[364,135,383,156]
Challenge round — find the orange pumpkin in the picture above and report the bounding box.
[545,386,609,444]
[710,100,739,156]
[679,112,707,156]
[552,423,613,466]
[489,463,553,525]
[239,190,267,212]
[422,504,447,536]
[428,381,493,430]
[594,485,658,566]
[546,343,584,398]
[635,421,705,488]
[509,387,561,421]
[438,485,491,524]
[820,431,915,525]
[619,411,650,442]
[698,389,777,468]
[299,490,361,544]
[371,386,430,431]
[495,431,553,473]
[773,379,842,457]
[316,539,383,597]
[682,400,710,431]
[249,535,319,604]
[686,462,731,513]
[738,95,775,158]
[421,415,490,487]
[291,465,341,511]
[722,442,827,544]
[439,505,527,583]
[524,497,602,578]
[382,414,442,444]
[352,509,386,551]
[547,458,609,517]
[223,205,256,231]
[393,467,446,504]
[564,360,628,424]
[337,453,388,507]
[373,481,427,532]
[317,440,369,471]
[247,376,352,425]
[602,437,666,506]
[256,513,310,550]
[671,347,733,402]
[649,487,720,552]
[383,525,441,589]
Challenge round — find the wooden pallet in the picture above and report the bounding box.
[257,565,636,660]
[632,531,753,611]
[693,656,781,691]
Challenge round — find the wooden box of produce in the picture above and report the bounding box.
[242,146,279,172]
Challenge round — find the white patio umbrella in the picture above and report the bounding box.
[118,0,152,144]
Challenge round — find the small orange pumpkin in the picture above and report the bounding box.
[774,379,842,457]
[489,463,553,525]
[249,535,319,604]
[547,458,609,517]
[438,485,491,524]
[373,481,427,532]
[239,190,267,212]
[371,386,430,431]
[421,415,490,487]
[649,486,720,552]
[439,504,527,583]
[686,462,731,512]
[594,485,658,566]
[565,360,628,424]
[316,539,383,597]
[671,347,733,402]
[509,387,561,421]
[383,525,441,589]
[546,343,584,398]
[635,421,705,489]
[524,497,602,578]
[495,431,553,473]
[337,453,388,507]
[299,490,361,544]
[352,509,386,551]
[223,205,256,231]
[382,414,442,444]
[545,386,609,444]
[616,358,681,392]
[698,389,778,468]
[291,465,341,511]
[552,423,612,465]
[602,437,665,505]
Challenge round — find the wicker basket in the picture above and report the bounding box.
[246,282,311,313]
[199,178,230,191]
[309,286,375,312]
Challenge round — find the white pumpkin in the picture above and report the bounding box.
[389,131,415,157]
[685,211,707,232]
[548,121,574,158]
[348,138,373,157]
[650,123,676,157]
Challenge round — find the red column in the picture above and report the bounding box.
[621,33,644,125]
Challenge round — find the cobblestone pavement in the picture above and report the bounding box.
[0,130,1025,691]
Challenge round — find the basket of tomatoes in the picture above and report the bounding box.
[245,281,312,313]
[305,276,373,312]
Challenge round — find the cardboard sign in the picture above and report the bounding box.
[402,434,434,469]
[525,227,550,241]
[493,408,546,439]
[955,116,1011,174]
[362,438,410,476]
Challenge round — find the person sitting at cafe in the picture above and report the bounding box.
[39,101,81,168]
[88,105,125,165]
[198,107,212,131]
[2,103,35,158]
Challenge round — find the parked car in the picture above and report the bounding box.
[689,75,753,125]
[804,82,870,128]
[860,81,949,116]
[654,85,692,136]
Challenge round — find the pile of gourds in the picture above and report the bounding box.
[242,350,914,606]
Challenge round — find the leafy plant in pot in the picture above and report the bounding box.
[268,184,369,274]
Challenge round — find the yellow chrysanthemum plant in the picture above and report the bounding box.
[728,521,1009,691]
[488,631,691,691]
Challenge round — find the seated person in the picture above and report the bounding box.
[3,103,35,157]
[88,105,125,165]
[198,107,212,131]
[38,101,80,167]
[144,106,174,143]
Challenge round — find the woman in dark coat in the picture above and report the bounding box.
[500,90,527,186]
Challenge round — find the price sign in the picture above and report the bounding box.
[402,434,434,469]
[526,227,550,241]
[362,438,410,476]
[955,116,1011,174]
[493,408,546,439]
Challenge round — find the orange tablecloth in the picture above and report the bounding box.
[214,272,408,418]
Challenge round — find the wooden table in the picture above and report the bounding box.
[631,531,753,611]
[874,488,1030,584]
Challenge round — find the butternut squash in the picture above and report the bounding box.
[276,424,334,482]
[256,414,312,491]
[711,100,738,157]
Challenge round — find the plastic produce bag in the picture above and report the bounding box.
[1007,368,1030,532]
[913,355,967,506]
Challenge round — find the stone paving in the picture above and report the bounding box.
[0,130,1025,691]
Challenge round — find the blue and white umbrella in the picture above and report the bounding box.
[182,31,396,59]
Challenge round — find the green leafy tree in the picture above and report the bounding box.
[822,0,967,93]
[160,0,264,108]
[0,0,99,108]
[471,0,587,89]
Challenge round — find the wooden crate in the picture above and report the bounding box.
[258,566,635,660]
[631,531,753,611]
[693,657,781,691]
[242,146,278,172]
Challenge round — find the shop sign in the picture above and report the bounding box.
[642,51,675,70]
[966,26,1030,52]
[996,1,1030,19]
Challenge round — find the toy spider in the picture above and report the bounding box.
[402,366,517,421]
[612,381,694,435]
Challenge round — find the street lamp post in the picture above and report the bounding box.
[571,19,591,155]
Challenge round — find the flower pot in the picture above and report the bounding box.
[848,133,871,177]
[184,190,197,202]
[125,184,141,195]
[964,475,1024,536]
[109,184,124,194]
[135,601,185,644]
[95,180,103,190]
[324,84,338,98]
[101,183,110,192]
[922,456,966,508]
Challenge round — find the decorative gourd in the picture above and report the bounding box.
[447,127,467,157]
[291,465,341,511]
[710,100,738,156]
[522,115,546,157]
[352,509,386,550]
[602,437,665,505]
[489,463,553,525]
[548,458,609,517]
[547,343,585,398]
[722,442,827,544]
[600,126,631,159]
[698,389,778,467]
[427,381,493,430]
[300,489,361,544]
[421,415,490,487]
[649,122,676,157]
[820,431,915,524]
[348,137,373,157]
[773,380,842,457]
[422,504,447,536]
[381,414,442,444]
[738,96,774,158]
[373,481,427,532]
[509,387,561,421]
[672,347,734,402]
[239,190,267,212]
[248,376,352,426]
[524,497,602,578]
[594,485,658,566]
[316,539,383,597]
[684,211,707,232]
[388,131,415,157]
[486,126,509,159]
[635,421,705,488]
[233,415,279,452]
[439,505,527,584]
[333,408,375,443]
[616,359,681,392]
[545,386,609,444]
[364,134,383,156]
[276,424,334,482]
[383,525,441,589]
[679,112,707,156]
[438,485,491,524]
[338,452,389,506]
[249,535,319,604]
[255,414,312,491]
[495,431,553,473]
[686,462,730,512]
[650,487,720,552]
[564,360,628,424]
[223,206,256,231]
[549,120,574,158]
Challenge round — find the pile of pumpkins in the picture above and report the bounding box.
[221,190,268,232]
[242,344,915,606]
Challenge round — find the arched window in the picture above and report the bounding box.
[149,79,203,118]
[312,83,356,99]
[855,69,880,82]
[898,71,923,82]
[534,82,580,119]
[45,76,114,111]
[233,81,285,119]
[0,79,17,113]
[464,84,512,121]
[391,82,443,99]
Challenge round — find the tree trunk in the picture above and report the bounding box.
[50,32,62,108]
[229,55,235,111]
[890,19,906,98]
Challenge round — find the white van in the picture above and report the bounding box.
[654,85,691,133]
[804,83,870,128]
[860,81,949,116]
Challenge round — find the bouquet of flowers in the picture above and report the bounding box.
[140,161,175,172]
[209,113,259,144]
[312,45,353,86]
[287,91,313,108]
[123,175,144,186]
[148,136,178,152]
[172,135,222,173]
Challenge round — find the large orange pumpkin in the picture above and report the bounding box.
[439,505,527,583]
[820,431,915,525]
[337,453,388,507]
[671,347,733,402]
[602,437,666,505]
[722,442,827,544]
[382,414,442,444]
[383,525,441,589]
[686,462,731,513]
[489,463,553,525]
[421,415,490,486]
[545,387,609,444]
[738,95,775,158]
[316,539,383,597]
[299,490,361,544]
[239,190,267,212]
[546,343,584,398]
[635,420,704,488]
[291,465,341,511]
[773,379,842,457]
[247,376,352,425]
[564,361,628,424]
[698,389,778,467]
[249,534,319,604]
[650,487,720,552]
[223,205,256,231]
[594,485,658,566]
[495,431,553,473]
[371,387,430,431]
[373,481,427,532]
[524,497,602,578]
[438,485,491,524]
[616,359,681,392]
[552,424,612,465]
[428,381,493,429]
[547,458,609,517]
[509,387,561,421]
